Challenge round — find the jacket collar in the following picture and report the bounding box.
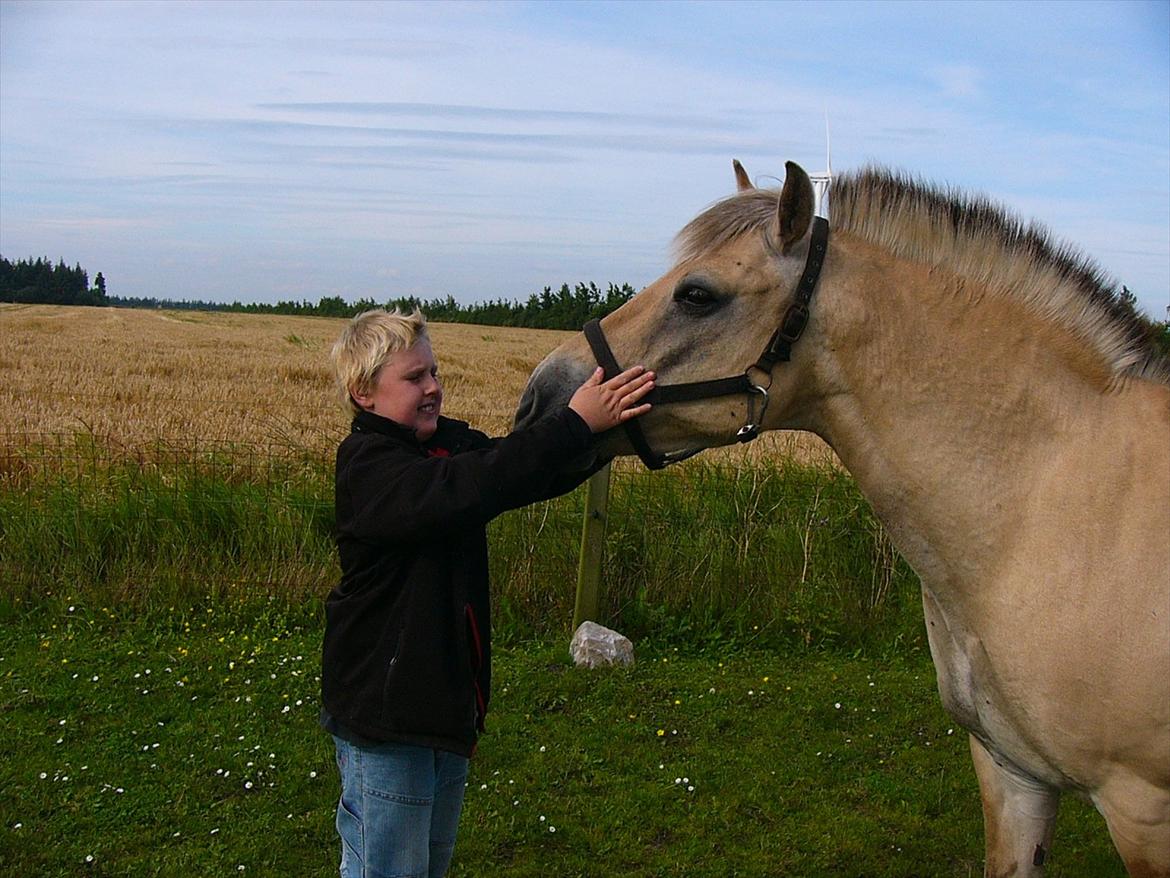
[350,410,470,452]
[351,409,417,442]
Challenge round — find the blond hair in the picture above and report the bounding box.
[331,308,429,415]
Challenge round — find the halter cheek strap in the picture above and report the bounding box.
[584,216,829,470]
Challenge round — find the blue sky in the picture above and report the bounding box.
[1,0,1167,317]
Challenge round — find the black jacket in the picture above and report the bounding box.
[321,407,594,756]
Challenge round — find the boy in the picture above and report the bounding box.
[321,308,654,878]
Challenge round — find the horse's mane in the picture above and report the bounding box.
[675,167,1169,386]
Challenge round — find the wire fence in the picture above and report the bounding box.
[2,430,333,488]
[1,430,918,646]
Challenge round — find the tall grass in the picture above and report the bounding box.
[1,434,335,613]
[492,459,921,650]
[2,434,922,652]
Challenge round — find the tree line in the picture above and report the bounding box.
[198,281,637,329]
[0,256,107,307]
[2,254,1168,355]
[0,255,636,330]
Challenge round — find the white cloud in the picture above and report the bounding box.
[0,0,1165,317]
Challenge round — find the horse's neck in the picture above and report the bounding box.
[808,243,1104,593]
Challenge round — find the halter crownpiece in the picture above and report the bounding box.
[584,215,830,470]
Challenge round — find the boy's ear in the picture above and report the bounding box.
[350,386,374,410]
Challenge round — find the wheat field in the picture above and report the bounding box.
[0,303,829,465]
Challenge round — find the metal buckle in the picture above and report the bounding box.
[736,384,769,443]
[778,303,809,343]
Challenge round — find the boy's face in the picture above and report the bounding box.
[353,338,443,440]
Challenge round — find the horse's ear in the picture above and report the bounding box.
[775,161,814,254]
[733,159,753,192]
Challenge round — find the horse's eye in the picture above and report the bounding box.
[673,282,718,314]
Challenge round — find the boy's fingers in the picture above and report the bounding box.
[619,402,652,421]
[621,376,656,402]
[611,370,654,393]
[587,366,604,385]
[604,365,646,387]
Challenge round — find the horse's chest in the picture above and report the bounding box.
[922,588,984,730]
[920,587,1064,785]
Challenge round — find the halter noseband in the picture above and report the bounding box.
[584,215,829,470]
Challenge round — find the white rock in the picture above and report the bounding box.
[570,621,634,668]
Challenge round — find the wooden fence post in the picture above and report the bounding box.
[573,462,612,630]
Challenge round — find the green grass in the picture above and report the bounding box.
[1,435,335,612]
[0,440,1128,874]
[1,604,1123,877]
[2,437,922,651]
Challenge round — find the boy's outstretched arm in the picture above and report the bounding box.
[568,365,655,433]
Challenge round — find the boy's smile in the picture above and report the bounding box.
[354,339,443,440]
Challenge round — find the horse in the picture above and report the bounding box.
[515,160,1170,877]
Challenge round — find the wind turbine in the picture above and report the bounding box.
[809,114,832,219]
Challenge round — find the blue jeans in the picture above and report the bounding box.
[332,736,469,878]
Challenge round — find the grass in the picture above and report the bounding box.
[1,602,1123,877]
[0,304,576,446]
[0,434,335,613]
[2,436,921,653]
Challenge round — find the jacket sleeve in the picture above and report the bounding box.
[338,408,595,544]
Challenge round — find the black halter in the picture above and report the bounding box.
[584,215,829,470]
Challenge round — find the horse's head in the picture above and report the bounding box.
[516,160,827,468]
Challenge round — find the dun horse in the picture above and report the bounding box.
[516,161,1170,876]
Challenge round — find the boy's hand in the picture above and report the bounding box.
[568,366,656,434]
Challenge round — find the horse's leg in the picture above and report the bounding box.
[969,735,1060,878]
[1092,774,1170,877]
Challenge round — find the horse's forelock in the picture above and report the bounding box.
[673,189,778,264]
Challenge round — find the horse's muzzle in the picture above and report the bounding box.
[514,355,607,470]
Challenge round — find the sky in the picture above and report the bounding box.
[1,0,1167,318]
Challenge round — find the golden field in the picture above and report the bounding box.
[0,303,828,465]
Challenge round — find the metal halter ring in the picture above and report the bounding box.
[735,384,770,443]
